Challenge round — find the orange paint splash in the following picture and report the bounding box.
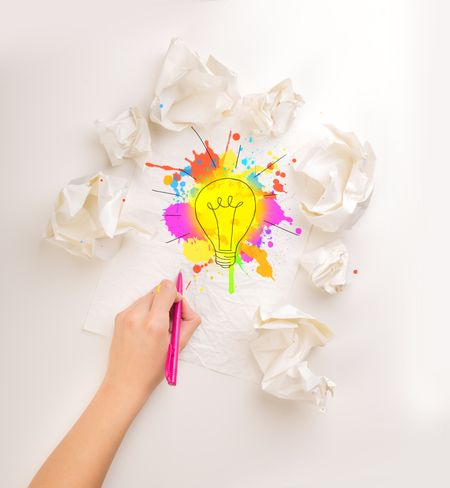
[146,162,185,172]
[240,243,273,279]
[184,140,220,180]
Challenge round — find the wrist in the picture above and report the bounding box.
[97,378,154,420]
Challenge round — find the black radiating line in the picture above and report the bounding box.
[252,154,286,178]
[191,126,217,168]
[180,169,198,181]
[166,233,189,243]
[152,189,180,197]
[264,220,300,236]
[235,145,242,169]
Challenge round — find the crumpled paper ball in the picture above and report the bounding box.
[96,107,151,167]
[242,79,304,136]
[45,172,138,259]
[300,240,349,294]
[149,38,239,131]
[295,125,375,232]
[250,304,335,409]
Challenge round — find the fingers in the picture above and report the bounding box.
[122,290,155,318]
[119,279,199,349]
[150,279,180,322]
[179,298,202,350]
[120,279,181,323]
[181,297,198,321]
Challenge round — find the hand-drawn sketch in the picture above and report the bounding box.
[145,127,303,293]
[195,178,256,268]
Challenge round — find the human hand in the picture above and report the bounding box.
[100,279,201,412]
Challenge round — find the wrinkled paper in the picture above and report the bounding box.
[45,172,140,259]
[96,107,151,167]
[242,79,304,137]
[149,38,239,131]
[48,38,379,404]
[250,304,335,409]
[300,240,349,294]
[83,125,312,384]
[295,125,375,232]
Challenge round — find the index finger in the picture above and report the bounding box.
[149,279,180,321]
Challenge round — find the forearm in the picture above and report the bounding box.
[29,383,146,488]
[29,281,201,487]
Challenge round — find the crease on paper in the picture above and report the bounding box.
[300,240,349,294]
[250,304,335,409]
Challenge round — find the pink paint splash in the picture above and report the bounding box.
[163,203,203,241]
[246,198,293,246]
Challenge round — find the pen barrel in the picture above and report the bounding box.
[165,299,182,385]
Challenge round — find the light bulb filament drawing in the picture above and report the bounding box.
[206,196,243,252]
[195,178,256,268]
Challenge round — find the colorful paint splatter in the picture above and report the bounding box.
[146,129,302,293]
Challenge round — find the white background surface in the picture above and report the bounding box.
[1,1,449,487]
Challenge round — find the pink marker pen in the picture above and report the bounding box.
[165,271,183,386]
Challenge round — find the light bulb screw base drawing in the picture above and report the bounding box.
[215,250,236,268]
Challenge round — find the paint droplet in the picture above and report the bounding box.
[160,103,164,109]
[163,175,173,185]
[268,241,274,248]
[100,178,103,182]
[232,132,240,141]
[295,227,302,235]
[273,178,285,192]
[292,158,297,163]
[193,264,202,273]
[353,269,359,275]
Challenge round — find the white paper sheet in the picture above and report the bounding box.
[250,304,335,409]
[84,120,312,382]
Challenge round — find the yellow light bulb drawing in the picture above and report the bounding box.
[195,178,256,268]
